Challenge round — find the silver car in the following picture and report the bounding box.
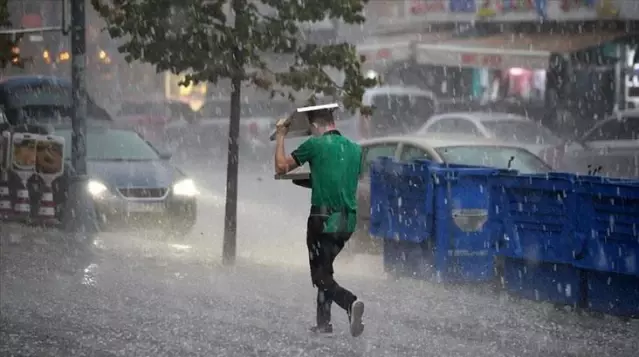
[417,112,562,162]
[278,134,551,255]
[556,110,639,179]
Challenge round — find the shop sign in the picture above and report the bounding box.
[409,0,447,14]
[449,0,477,13]
[357,40,414,68]
[415,43,551,70]
[502,0,538,13]
[460,53,503,67]
[476,0,547,18]
[559,0,596,12]
[595,0,620,18]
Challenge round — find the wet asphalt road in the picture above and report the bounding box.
[1,164,638,357]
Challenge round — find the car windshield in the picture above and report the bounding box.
[2,83,111,123]
[482,120,562,145]
[583,114,639,141]
[435,145,551,174]
[7,83,71,107]
[56,129,160,161]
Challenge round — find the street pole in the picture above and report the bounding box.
[62,0,98,240]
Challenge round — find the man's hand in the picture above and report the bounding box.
[274,118,298,175]
[275,118,290,137]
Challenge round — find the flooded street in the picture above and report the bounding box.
[2,165,637,357]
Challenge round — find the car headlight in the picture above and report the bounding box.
[88,180,108,198]
[173,179,198,197]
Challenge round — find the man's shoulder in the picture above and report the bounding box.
[329,133,358,146]
[340,136,361,153]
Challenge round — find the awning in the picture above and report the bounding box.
[415,32,631,70]
[357,33,453,71]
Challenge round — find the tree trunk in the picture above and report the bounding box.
[222,73,242,266]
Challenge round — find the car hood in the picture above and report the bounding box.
[88,160,183,188]
[515,143,553,155]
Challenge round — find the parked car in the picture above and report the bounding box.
[282,86,439,153]
[53,126,198,237]
[0,75,112,125]
[356,85,439,139]
[548,109,639,178]
[417,112,562,164]
[278,134,552,255]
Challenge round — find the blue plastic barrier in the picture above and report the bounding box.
[427,163,500,282]
[574,175,639,276]
[502,257,584,307]
[585,270,639,317]
[372,159,501,283]
[493,172,580,265]
[369,156,395,239]
[372,155,639,314]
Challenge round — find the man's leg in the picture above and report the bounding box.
[314,289,333,332]
[316,233,365,337]
[307,217,333,333]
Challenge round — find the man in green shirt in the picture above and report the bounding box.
[274,105,365,337]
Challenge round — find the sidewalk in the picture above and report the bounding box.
[2,224,638,357]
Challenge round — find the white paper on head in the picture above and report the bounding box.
[296,103,339,113]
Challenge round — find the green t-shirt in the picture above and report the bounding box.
[291,131,361,233]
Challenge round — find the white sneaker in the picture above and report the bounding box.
[349,300,365,337]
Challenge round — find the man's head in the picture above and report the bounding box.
[297,103,339,137]
[308,109,336,136]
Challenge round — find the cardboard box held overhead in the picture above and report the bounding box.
[268,103,339,141]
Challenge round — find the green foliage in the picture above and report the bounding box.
[0,0,24,69]
[91,0,376,111]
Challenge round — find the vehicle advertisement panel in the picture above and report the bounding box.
[35,136,65,177]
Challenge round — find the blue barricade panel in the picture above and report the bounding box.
[374,158,500,283]
[502,258,583,307]
[586,270,639,317]
[391,161,433,243]
[494,173,579,264]
[575,176,639,276]
[427,164,499,282]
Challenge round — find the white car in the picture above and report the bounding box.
[354,85,439,139]
[277,134,551,254]
[417,112,563,161]
[556,109,639,178]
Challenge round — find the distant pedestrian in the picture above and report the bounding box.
[273,104,365,337]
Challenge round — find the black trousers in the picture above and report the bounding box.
[306,214,357,327]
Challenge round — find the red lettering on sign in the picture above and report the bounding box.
[460,53,502,67]
[461,54,477,65]
[410,0,446,14]
[482,55,502,66]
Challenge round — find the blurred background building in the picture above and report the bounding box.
[2,0,638,127]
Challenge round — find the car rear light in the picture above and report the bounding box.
[248,122,259,136]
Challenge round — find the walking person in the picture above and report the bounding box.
[274,104,365,337]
